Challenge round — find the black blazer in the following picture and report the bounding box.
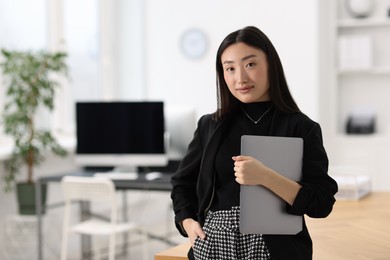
[171,109,338,260]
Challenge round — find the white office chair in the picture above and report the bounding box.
[60,176,148,260]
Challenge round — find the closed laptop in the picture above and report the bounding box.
[240,135,303,235]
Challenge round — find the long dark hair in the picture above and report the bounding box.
[214,26,300,120]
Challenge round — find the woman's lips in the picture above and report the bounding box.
[236,86,253,94]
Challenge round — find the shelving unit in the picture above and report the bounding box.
[335,0,390,134]
[324,0,390,191]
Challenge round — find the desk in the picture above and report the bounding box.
[155,193,390,259]
[306,192,390,259]
[154,242,190,260]
[35,170,172,260]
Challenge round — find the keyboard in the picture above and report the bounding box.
[93,172,138,180]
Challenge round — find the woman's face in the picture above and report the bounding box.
[221,42,270,103]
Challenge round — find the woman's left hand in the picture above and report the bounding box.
[232,155,270,186]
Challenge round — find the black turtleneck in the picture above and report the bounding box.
[211,101,273,211]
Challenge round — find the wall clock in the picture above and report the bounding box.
[180,28,208,59]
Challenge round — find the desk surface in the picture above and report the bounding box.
[306,192,390,260]
[38,170,172,191]
[154,243,190,260]
[154,192,390,260]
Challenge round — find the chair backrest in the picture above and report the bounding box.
[62,176,116,203]
[60,176,122,260]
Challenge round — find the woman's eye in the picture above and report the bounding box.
[246,62,256,68]
[225,67,235,72]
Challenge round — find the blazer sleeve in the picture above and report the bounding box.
[170,115,208,236]
[287,120,338,218]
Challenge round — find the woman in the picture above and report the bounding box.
[170,26,338,260]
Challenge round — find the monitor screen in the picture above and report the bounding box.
[75,101,167,167]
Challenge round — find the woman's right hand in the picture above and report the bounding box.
[182,218,206,248]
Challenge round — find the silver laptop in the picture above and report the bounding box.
[240,135,303,235]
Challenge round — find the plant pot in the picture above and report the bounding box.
[16,182,47,215]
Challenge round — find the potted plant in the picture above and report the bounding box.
[0,48,69,215]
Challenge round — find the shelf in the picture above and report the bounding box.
[338,66,390,75]
[338,18,390,28]
[335,134,390,143]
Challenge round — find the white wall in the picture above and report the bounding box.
[0,0,321,137]
[136,0,319,120]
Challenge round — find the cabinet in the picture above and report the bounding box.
[323,0,390,191]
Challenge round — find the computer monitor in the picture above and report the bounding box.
[164,105,197,160]
[75,101,168,168]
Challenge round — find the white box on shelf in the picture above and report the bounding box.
[338,35,373,71]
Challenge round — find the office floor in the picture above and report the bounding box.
[0,189,187,260]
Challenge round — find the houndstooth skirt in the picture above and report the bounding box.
[193,206,271,260]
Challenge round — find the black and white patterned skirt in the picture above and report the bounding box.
[193,206,271,260]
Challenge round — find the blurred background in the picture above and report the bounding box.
[1,0,390,259]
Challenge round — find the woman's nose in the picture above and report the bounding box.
[237,69,248,84]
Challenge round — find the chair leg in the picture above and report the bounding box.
[94,237,101,260]
[60,233,68,260]
[141,229,149,260]
[108,233,116,260]
[61,204,71,260]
